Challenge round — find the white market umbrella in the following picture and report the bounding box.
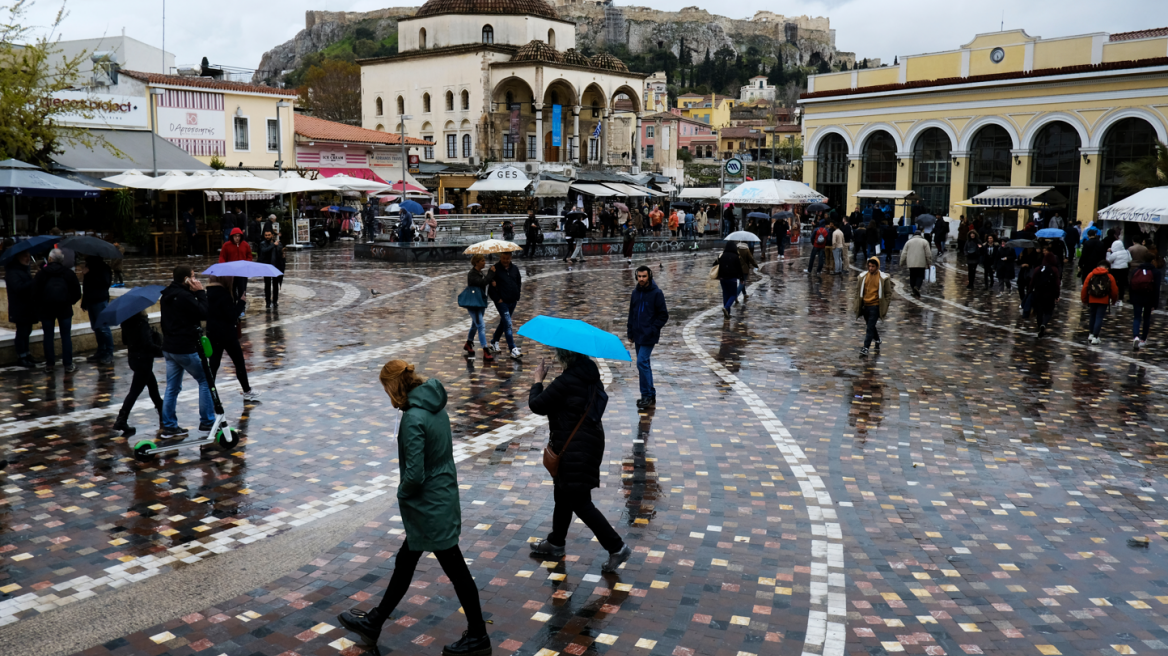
[725,230,761,242]
[102,169,171,190]
[322,173,391,192]
[265,174,339,194]
[464,239,522,254]
[1096,186,1168,224]
[720,179,827,205]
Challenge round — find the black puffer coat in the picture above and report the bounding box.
[120,313,162,369]
[5,262,36,324]
[529,356,606,491]
[33,261,81,317]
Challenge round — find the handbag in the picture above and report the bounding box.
[543,388,596,477]
[457,285,488,308]
[926,265,936,284]
[708,262,720,280]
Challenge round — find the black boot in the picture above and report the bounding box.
[442,630,491,656]
[112,410,136,437]
[337,608,388,645]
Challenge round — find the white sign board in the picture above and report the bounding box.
[156,106,225,141]
[370,151,403,166]
[319,151,347,164]
[49,91,149,128]
[487,166,527,181]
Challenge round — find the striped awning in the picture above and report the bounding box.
[971,186,1066,207]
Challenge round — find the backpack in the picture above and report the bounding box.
[965,239,979,255]
[814,228,828,247]
[1087,272,1111,299]
[1131,265,1154,293]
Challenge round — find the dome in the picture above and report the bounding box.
[561,48,589,66]
[590,52,629,73]
[415,0,560,20]
[513,39,563,63]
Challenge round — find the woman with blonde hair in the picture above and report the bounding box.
[338,360,490,656]
[423,210,439,242]
[463,254,494,362]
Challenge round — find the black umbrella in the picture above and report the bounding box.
[771,211,794,220]
[55,235,122,260]
[805,203,830,213]
[565,210,587,219]
[747,211,771,220]
[1005,239,1037,249]
[915,214,937,230]
[0,235,59,265]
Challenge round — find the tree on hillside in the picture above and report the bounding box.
[0,0,116,166]
[298,59,361,125]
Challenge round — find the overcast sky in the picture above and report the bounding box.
[19,0,1168,72]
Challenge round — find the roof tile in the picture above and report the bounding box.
[120,70,297,96]
[294,115,432,145]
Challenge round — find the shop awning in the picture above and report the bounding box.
[971,186,1066,207]
[1096,186,1168,224]
[602,183,648,197]
[678,188,722,199]
[852,189,917,200]
[658,183,677,192]
[50,129,211,174]
[720,179,827,205]
[533,180,570,197]
[318,167,387,184]
[468,177,531,192]
[631,184,668,197]
[571,183,618,197]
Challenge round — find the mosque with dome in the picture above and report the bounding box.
[358,0,646,169]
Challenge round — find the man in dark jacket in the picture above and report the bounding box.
[881,221,898,268]
[257,229,286,308]
[5,252,39,367]
[488,252,523,359]
[1078,228,1107,282]
[522,211,541,259]
[247,214,264,247]
[34,248,82,372]
[81,255,114,365]
[159,265,214,436]
[182,207,198,256]
[626,266,669,408]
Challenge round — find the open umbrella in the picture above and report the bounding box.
[1035,228,1065,239]
[915,214,937,231]
[97,285,165,326]
[464,239,522,255]
[0,235,59,265]
[399,200,425,215]
[56,235,122,259]
[202,261,283,278]
[565,210,587,219]
[724,230,761,242]
[467,203,482,208]
[804,202,830,213]
[746,211,771,220]
[771,210,794,219]
[612,202,629,212]
[439,203,455,210]
[517,315,631,361]
[1005,239,1038,249]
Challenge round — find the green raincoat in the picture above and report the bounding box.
[396,378,461,552]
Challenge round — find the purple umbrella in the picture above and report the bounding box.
[202,261,283,278]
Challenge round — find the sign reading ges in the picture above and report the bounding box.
[489,167,526,180]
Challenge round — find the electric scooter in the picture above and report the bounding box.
[132,329,240,461]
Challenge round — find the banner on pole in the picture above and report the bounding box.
[509,106,520,143]
[551,104,562,147]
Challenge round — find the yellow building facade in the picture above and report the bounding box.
[678,94,735,128]
[800,28,1168,227]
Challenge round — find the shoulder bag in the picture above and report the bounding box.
[708,260,720,280]
[543,387,596,477]
[457,285,488,308]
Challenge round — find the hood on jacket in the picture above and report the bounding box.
[407,378,448,413]
[565,355,602,385]
[1092,265,1111,275]
[230,227,243,236]
[1110,240,1126,253]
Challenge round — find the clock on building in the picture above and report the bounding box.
[990,47,1005,64]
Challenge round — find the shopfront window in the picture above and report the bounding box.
[1030,121,1081,220]
[861,131,896,190]
[1100,117,1157,209]
[967,125,1012,200]
[912,127,951,214]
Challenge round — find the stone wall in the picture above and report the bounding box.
[305,8,415,30]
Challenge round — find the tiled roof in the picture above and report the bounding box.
[295,115,433,145]
[590,52,630,73]
[718,126,764,138]
[561,48,590,66]
[120,70,297,96]
[1110,27,1168,41]
[513,40,563,63]
[414,0,560,20]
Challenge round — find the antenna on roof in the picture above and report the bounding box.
[1000,10,1004,32]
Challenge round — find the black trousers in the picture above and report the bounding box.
[523,237,535,259]
[909,267,925,291]
[966,261,978,288]
[264,276,283,304]
[14,322,32,357]
[233,277,248,303]
[862,305,881,348]
[119,360,162,416]
[548,485,623,553]
[210,337,251,392]
[982,264,995,289]
[374,540,486,636]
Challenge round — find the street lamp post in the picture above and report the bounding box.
[399,115,413,196]
[149,87,166,179]
[275,99,290,210]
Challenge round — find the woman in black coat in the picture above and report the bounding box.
[528,349,631,573]
[5,252,39,367]
[206,276,259,402]
[33,248,82,372]
[113,311,164,436]
[1030,251,1062,337]
[715,243,743,319]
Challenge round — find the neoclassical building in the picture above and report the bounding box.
[358,0,647,169]
[800,27,1168,224]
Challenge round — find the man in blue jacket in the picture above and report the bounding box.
[626,266,669,409]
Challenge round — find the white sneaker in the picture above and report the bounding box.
[1089,335,1099,345]
[490,341,501,353]
[510,347,522,360]
[1140,339,1149,349]
[1117,300,1124,308]
[1134,337,1142,350]
[241,390,262,402]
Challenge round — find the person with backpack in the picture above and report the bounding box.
[1030,250,1062,337]
[964,225,981,289]
[807,221,830,274]
[257,228,286,309]
[1129,258,1161,350]
[112,310,164,437]
[1106,237,1132,306]
[715,242,743,318]
[34,248,82,373]
[1081,261,1119,345]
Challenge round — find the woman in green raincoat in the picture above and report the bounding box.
[337,360,490,656]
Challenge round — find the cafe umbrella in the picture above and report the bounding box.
[2,159,102,235]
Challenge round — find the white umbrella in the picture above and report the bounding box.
[720,179,827,205]
[322,173,391,192]
[1096,186,1168,224]
[102,169,171,190]
[265,175,338,194]
[464,239,522,254]
[175,170,271,191]
[725,230,761,242]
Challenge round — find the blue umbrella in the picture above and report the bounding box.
[0,235,58,265]
[517,315,631,361]
[1036,228,1065,239]
[399,200,425,215]
[202,261,283,278]
[97,285,165,326]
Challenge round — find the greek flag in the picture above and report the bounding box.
[592,121,602,138]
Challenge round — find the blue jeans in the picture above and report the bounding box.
[1133,303,1154,340]
[807,248,825,272]
[466,307,487,347]
[862,305,881,348]
[42,313,73,366]
[491,300,517,350]
[635,344,655,397]
[87,300,113,357]
[720,278,738,311]
[162,351,214,429]
[1088,304,1108,338]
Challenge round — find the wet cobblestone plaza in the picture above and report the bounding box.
[5,244,1168,656]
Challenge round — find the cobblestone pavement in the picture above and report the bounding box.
[3,244,1168,656]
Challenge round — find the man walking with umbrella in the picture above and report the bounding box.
[81,255,114,365]
[627,266,668,409]
[488,251,523,360]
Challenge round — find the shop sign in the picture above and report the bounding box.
[156,106,224,140]
[49,90,148,128]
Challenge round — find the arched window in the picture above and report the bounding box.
[419,28,427,50]
[461,90,470,111]
[815,133,848,205]
[375,97,384,116]
[446,90,454,112]
[911,128,951,215]
[482,25,494,44]
[1030,122,1082,220]
[422,93,431,113]
[505,91,514,108]
[396,96,405,115]
[861,131,897,191]
[375,124,385,132]
[463,134,472,158]
[1100,117,1157,208]
[547,29,556,49]
[550,91,559,105]
[967,125,1011,201]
